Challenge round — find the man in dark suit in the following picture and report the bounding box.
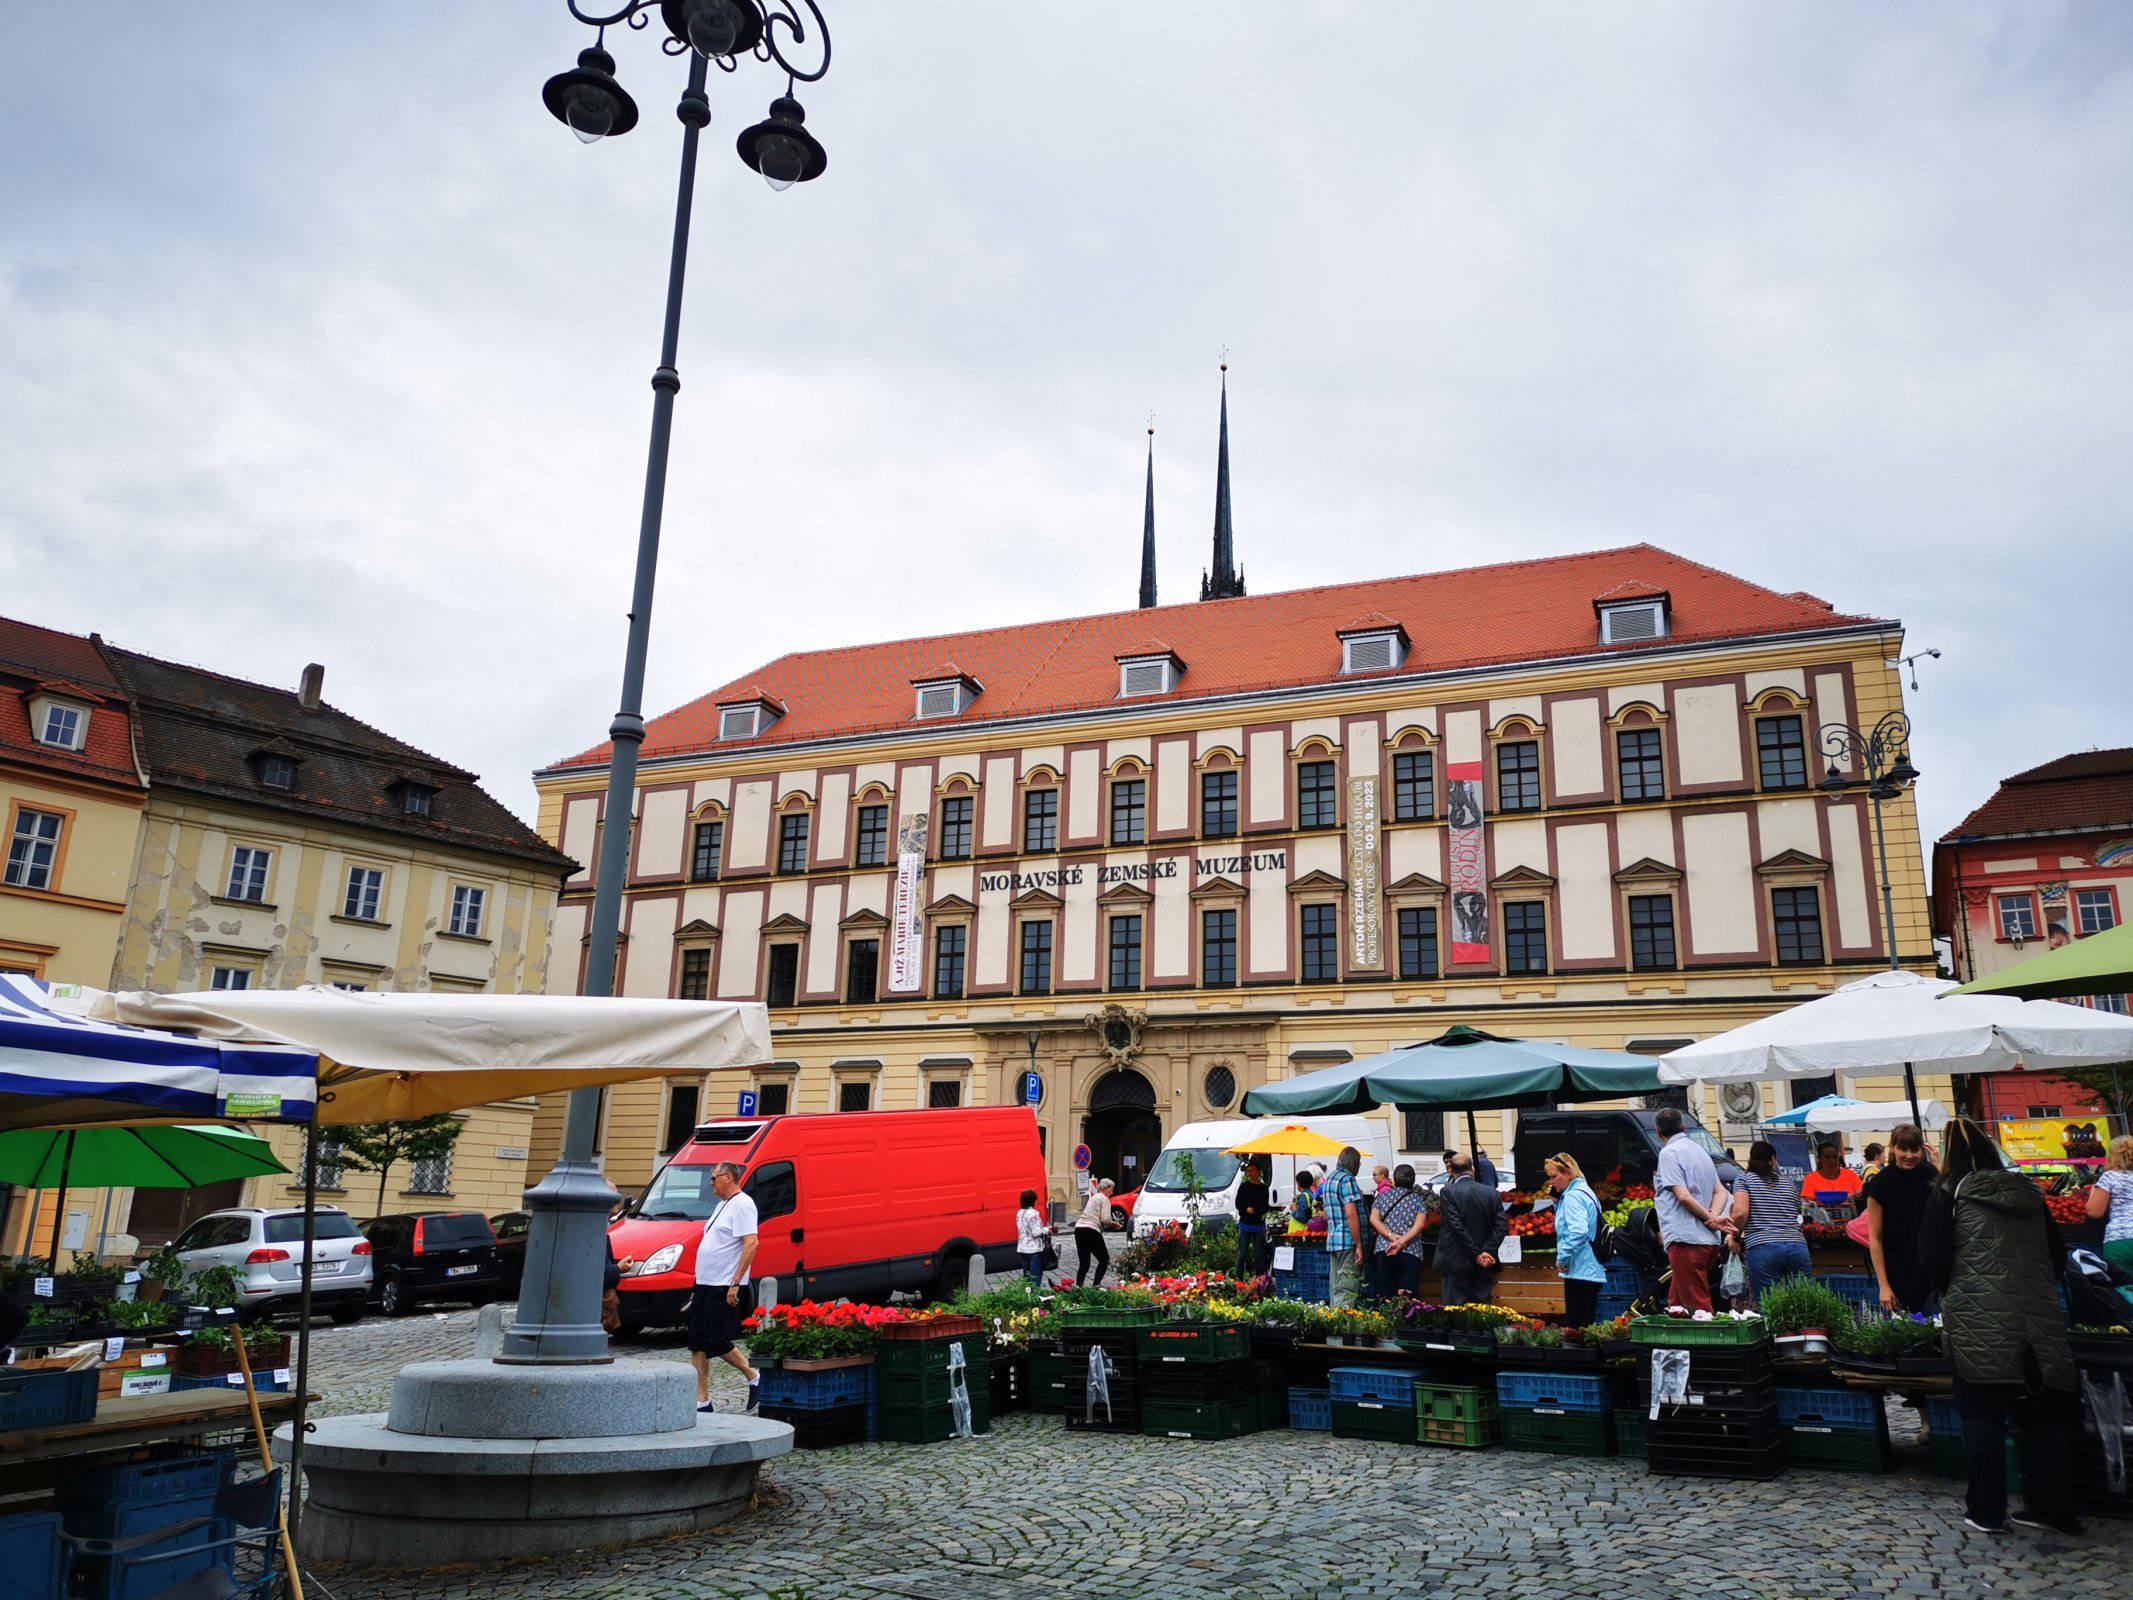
[1435,1154,1507,1306]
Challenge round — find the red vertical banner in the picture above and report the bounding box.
[1445,760,1491,964]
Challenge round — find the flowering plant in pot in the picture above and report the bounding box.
[741,1299,901,1363]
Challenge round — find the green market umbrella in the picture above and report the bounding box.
[0,1124,287,1258]
[1951,920,2133,1001]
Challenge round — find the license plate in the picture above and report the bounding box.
[447,1264,478,1277]
[312,1261,341,1275]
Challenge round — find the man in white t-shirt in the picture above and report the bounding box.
[689,1161,760,1413]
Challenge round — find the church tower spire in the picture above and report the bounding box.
[1200,362,1245,602]
[1137,424,1158,609]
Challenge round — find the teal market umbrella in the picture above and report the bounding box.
[0,1124,288,1259]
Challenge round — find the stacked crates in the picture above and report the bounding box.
[1775,1386,1890,1474]
[0,1511,62,1600]
[1272,1247,1333,1305]
[1596,1258,1642,1325]
[1327,1366,1417,1443]
[56,1451,235,1600]
[1814,1274,1883,1322]
[1416,1382,1499,1449]
[1136,1321,1257,1440]
[874,1322,990,1444]
[1028,1340,1066,1414]
[1496,1369,1613,1456]
[1635,1322,1783,1480]
[1059,1307,1158,1434]
[1288,1386,1332,1432]
[757,1361,877,1450]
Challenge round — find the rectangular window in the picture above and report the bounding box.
[1108,915,1143,991]
[1628,895,1677,971]
[1019,921,1053,995]
[1617,728,1665,802]
[4,808,63,891]
[1757,716,1809,791]
[209,967,252,992]
[838,1080,872,1113]
[1396,906,1439,979]
[260,755,296,790]
[1391,751,1434,822]
[927,1078,963,1109]
[2093,993,2130,1016]
[1201,908,1237,988]
[938,796,974,860]
[2076,889,2117,935]
[933,925,967,999]
[1773,887,1826,966]
[1110,778,1146,846]
[304,1139,345,1191]
[226,846,272,903]
[342,865,384,921]
[1300,903,1340,982]
[1200,771,1238,838]
[408,1148,453,1195]
[663,1084,700,1156]
[845,938,879,1004]
[1402,1107,1447,1153]
[39,705,82,748]
[691,820,724,881]
[1297,761,1339,830]
[854,805,888,868]
[757,1081,791,1116]
[1996,895,2039,941]
[448,884,486,938]
[777,813,811,875]
[1497,742,1542,812]
[765,944,800,1007]
[1022,789,1059,854]
[1504,902,1549,974]
[678,947,711,1001]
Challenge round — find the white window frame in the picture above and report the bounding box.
[36,703,86,750]
[407,1146,454,1195]
[260,755,297,790]
[913,681,969,720]
[2076,889,2117,935]
[4,808,63,891]
[401,786,433,817]
[343,865,385,921]
[448,883,487,938]
[1339,631,1406,674]
[1116,656,1178,697]
[718,704,768,740]
[1996,894,2038,942]
[226,846,272,903]
[1599,601,1669,644]
[209,966,253,992]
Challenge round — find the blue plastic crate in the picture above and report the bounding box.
[1604,1258,1642,1294]
[1270,1271,1331,1304]
[74,1519,233,1600]
[1281,1249,1333,1279]
[1288,1387,1332,1431]
[1815,1274,1881,1317]
[1776,1387,1884,1432]
[0,1510,63,1600]
[1326,1366,1418,1406]
[57,1452,228,1539]
[1926,1398,1965,1437]
[1595,1292,1637,1324]
[1496,1370,1610,1413]
[758,1364,876,1410]
[169,1372,290,1395]
[0,1367,97,1431]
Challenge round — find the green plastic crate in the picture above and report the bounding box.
[1141,1395,1258,1440]
[1331,1398,1414,1443]
[877,1363,987,1408]
[1030,1352,1066,1414]
[1415,1384,1499,1448]
[1613,1407,1647,1459]
[1135,1321,1251,1365]
[1782,1424,1890,1474]
[1058,1305,1165,1329]
[1502,1407,1615,1456]
[874,1334,985,1376]
[1630,1316,1770,1349]
[876,1395,992,1444]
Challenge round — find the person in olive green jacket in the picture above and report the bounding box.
[1919,1118,2082,1538]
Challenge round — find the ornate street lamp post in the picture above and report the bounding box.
[1818,711,1921,976]
[505,0,832,1365]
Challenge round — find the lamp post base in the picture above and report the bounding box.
[275,1360,791,1567]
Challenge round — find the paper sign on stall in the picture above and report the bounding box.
[1498,1235,1523,1265]
[275,1368,291,1385]
[1272,1246,1296,1271]
[120,1372,170,1398]
[104,1336,125,1362]
[139,1351,166,1369]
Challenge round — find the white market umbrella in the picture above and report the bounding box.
[1658,969,2133,1128]
[1765,1093,1951,1134]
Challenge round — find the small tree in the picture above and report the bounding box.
[2049,1063,2133,1139]
[335,1114,466,1219]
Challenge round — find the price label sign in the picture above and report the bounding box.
[33,1276,54,1298]
[104,1336,126,1362]
[1272,1246,1296,1271]
[140,1351,167,1369]
[275,1368,292,1386]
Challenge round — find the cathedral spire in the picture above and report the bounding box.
[1138,424,1158,609]
[1200,362,1244,602]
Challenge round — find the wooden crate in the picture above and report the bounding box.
[96,1348,176,1399]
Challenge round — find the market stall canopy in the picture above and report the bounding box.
[1765,1093,1951,1134]
[1950,920,2133,1001]
[0,974,318,1133]
[1226,1125,1352,1158]
[1656,970,2133,1085]
[1241,1026,1664,1116]
[0,1122,288,1188]
[76,985,773,1124]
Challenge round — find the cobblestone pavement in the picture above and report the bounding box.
[285,1280,2130,1600]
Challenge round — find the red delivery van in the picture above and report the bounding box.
[608,1105,1046,1328]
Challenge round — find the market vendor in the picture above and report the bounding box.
[1804,1142,1863,1209]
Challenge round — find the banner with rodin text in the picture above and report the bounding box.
[1347,775,1382,969]
[888,813,930,993]
[1446,761,1490,964]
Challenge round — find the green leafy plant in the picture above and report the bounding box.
[138,1248,187,1291]
[1496,1322,1566,1348]
[65,1253,123,1294]
[185,1265,244,1311]
[0,1256,53,1294]
[333,1113,466,1218]
[1834,1315,1942,1358]
[106,1299,178,1331]
[1755,1274,1856,1338]
[188,1323,288,1356]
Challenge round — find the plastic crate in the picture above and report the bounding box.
[1613,1406,1647,1459]
[0,1511,62,1600]
[1502,1407,1613,1455]
[1775,1387,1883,1432]
[1056,1305,1164,1329]
[874,1334,984,1376]
[1142,1360,1253,1404]
[1646,1405,1785,1480]
[1595,1292,1638,1324]
[1782,1422,1890,1473]
[1327,1366,1419,1406]
[1814,1274,1882,1318]
[874,1314,982,1342]
[73,1521,233,1600]
[1136,1322,1250,1365]
[988,1355,1029,1413]
[1253,1385,1289,1431]
[1280,1248,1333,1279]
[763,1400,870,1451]
[1637,1368,1778,1416]
[57,1453,230,1542]
[1330,1399,1413,1443]
[168,1372,290,1395]
[1416,1385,1499,1449]
[1288,1387,1332,1432]
[759,1363,876,1411]
[0,1367,97,1432]
[1924,1397,1964,1438]
[1062,1392,1140,1433]
[1060,1329,1141,1365]
[1631,1316,1770,1348]
[1270,1271,1332,1304]
[1029,1352,1066,1414]
[876,1396,990,1444]
[1141,1395,1257,1440]
[1605,1256,1643,1293]
[1496,1370,1610,1414]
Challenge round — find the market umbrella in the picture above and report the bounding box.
[1657,968,2133,1128]
[0,1124,288,1258]
[1950,919,2133,1001]
[1226,1125,1352,1159]
[1765,1093,1951,1134]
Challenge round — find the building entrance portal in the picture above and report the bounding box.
[1082,1067,1162,1196]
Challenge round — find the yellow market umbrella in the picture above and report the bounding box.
[1227,1124,1351,1158]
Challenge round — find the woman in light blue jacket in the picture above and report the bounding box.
[1545,1153,1608,1326]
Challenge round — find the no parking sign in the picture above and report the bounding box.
[1072,1143,1092,1171]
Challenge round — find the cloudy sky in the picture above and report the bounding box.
[5,4,2129,851]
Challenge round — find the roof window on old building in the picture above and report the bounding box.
[1337,616,1409,674]
[27,686,99,751]
[911,670,980,721]
[247,743,303,791]
[717,698,778,740]
[1115,647,1184,699]
[1594,584,1672,645]
[390,779,439,817]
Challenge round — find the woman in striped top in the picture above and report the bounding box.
[1727,1140,1810,1303]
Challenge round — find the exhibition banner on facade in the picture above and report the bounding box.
[1347,775,1382,969]
[1446,760,1491,964]
[888,812,930,993]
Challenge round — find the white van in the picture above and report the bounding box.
[1130,1116,1396,1239]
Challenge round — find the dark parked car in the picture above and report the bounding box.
[1511,1108,1743,1195]
[361,1212,502,1316]
[490,1211,529,1297]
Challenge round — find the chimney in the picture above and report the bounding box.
[298,663,325,712]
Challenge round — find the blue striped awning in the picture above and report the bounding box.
[0,974,317,1130]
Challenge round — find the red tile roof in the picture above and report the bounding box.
[0,615,142,793]
[1943,747,2133,842]
[549,544,1883,771]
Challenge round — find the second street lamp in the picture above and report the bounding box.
[1819,710,1919,975]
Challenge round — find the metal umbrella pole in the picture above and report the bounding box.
[284,1119,321,1560]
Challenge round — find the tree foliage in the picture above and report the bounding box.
[333,1114,465,1218]
[2051,1063,2133,1131]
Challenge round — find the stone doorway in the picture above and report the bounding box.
[1082,1067,1162,1196]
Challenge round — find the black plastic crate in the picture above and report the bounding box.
[1637,1367,1778,1416]
[1331,1398,1413,1443]
[1062,1394,1141,1433]
[763,1401,871,1451]
[988,1355,1029,1413]
[1142,1359,1254,1405]
[1061,1329,1141,1365]
[1647,1403,1785,1481]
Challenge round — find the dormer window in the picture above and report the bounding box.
[717,700,776,741]
[27,692,93,751]
[912,674,979,720]
[1594,586,1672,645]
[259,755,297,790]
[1115,650,1183,698]
[1337,617,1409,674]
[388,779,438,816]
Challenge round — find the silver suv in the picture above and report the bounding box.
[169,1206,373,1324]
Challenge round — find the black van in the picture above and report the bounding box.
[1512,1109,1743,1194]
[361,1212,502,1316]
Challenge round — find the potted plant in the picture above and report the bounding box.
[741,1301,889,1369]
[1756,1274,1854,1360]
[135,1248,186,1305]
[174,1323,292,1378]
[1496,1319,1601,1367]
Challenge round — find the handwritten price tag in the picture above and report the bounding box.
[104,1337,125,1362]
[275,1368,291,1385]
[1272,1246,1296,1271]
[33,1277,54,1298]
